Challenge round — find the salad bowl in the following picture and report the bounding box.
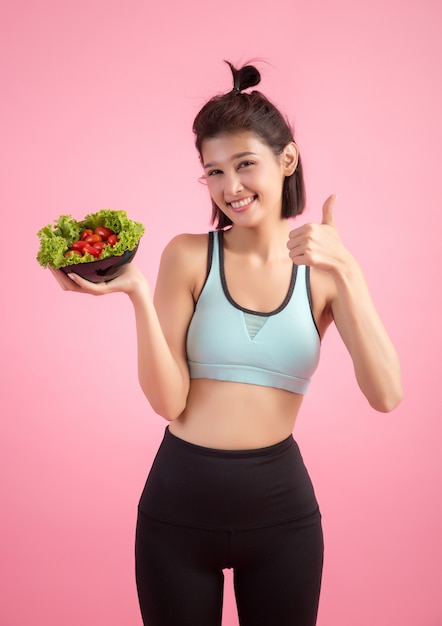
[37,209,144,283]
[60,243,139,283]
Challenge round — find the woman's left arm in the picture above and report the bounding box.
[329,252,403,412]
[288,195,403,412]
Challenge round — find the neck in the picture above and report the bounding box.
[225,219,292,263]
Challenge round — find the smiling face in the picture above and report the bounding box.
[201,131,298,228]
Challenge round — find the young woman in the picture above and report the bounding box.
[51,61,402,626]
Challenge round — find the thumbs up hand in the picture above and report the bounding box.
[287,194,349,273]
[321,194,336,228]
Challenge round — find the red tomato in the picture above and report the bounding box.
[71,240,88,252]
[94,226,114,239]
[84,234,102,244]
[65,249,82,258]
[80,229,93,240]
[83,243,102,258]
[93,241,106,252]
[107,234,119,246]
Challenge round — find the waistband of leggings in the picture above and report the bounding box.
[163,426,296,460]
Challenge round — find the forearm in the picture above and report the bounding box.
[332,256,403,412]
[129,282,190,420]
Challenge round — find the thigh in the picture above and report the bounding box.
[135,511,227,626]
[233,514,324,626]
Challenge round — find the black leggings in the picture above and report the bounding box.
[135,428,323,626]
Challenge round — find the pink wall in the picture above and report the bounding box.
[1,0,441,624]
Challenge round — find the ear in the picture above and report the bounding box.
[282,142,299,176]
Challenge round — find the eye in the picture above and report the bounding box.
[207,169,222,177]
[238,160,255,170]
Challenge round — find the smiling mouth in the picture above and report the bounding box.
[229,195,256,210]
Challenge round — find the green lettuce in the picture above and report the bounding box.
[37,209,145,269]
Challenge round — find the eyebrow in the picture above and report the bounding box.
[203,151,257,170]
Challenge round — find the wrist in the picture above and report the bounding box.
[119,264,150,298]
[127,272,151,302]
[330,250,361,284]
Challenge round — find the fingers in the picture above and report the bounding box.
[67,272,114,295]
[49,263,144,296]
[286,193,339,267]
[288,193,337,245]
[49,268,106,295]
[321,194,337,226]
[49,268,77,291]
[286,225,308,265]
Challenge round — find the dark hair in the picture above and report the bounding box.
[193,61,306,229]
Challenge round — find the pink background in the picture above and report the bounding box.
[1,0,441,624]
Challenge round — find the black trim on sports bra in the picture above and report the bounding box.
[193,232,215,310]
[305,265,321,340]
[218,230,298,317]
[207,231,214,278]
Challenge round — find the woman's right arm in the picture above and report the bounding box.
[128,235,198,420]
[51,234,200,421]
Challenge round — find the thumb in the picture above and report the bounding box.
[321,194,337,226]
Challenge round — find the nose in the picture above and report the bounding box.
[223,171,244,196]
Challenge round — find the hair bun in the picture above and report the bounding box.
[225,61,261,92]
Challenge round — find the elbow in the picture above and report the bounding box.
[159,405,186,422]
[148,396,187,422]
[358,364,403,413]
[368,386,403,413]
[138,375,189,422]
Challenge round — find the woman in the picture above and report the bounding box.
[52,61,402,626]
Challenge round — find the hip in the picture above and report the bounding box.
[138,426,320,531]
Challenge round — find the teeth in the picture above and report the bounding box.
[230,196,254,209]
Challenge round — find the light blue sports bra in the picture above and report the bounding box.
[186,231,321,394]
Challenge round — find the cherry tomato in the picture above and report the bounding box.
[107,234,119,246]
[94,226,114,239]
[64,249,82,258]
[71,240,88,252]
[83,243,102,258]
[92,241,106,252]
[84,234,102,244]
[80,229,93,240]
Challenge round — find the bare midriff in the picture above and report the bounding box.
[168,378,304,450]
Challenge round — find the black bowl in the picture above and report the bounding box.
[60,244,139,283]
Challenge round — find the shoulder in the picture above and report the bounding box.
[158,233,211,298]
[164,232,211,253]
[161,233,210,269]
